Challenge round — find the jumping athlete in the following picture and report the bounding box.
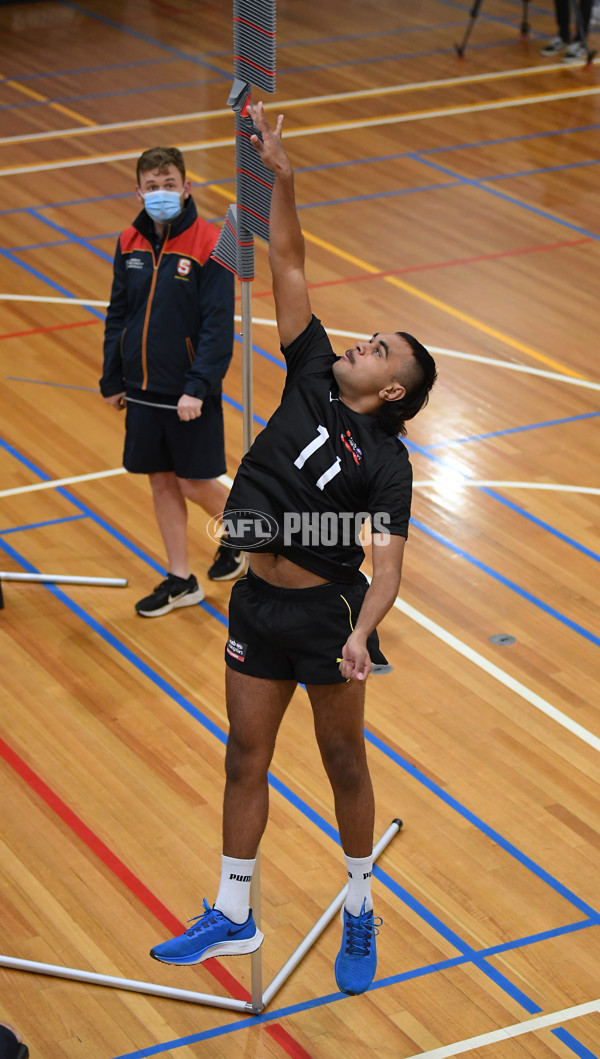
[150,105,436,995]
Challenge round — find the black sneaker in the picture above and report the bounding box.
[207,542,246,581]
[135,573,204,617]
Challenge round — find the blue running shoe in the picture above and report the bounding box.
[334,901,381,995]
[150,899,264,965]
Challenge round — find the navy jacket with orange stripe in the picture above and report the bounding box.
[100,196,234,400]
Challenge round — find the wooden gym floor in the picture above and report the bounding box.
[0,1,599,1057]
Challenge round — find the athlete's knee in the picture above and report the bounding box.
[224,732,271,786]
[320,738,368,791]
[149,471,178,495]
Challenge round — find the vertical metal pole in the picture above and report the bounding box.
[240,278,254,454]
[249,849,263,1011]
[241,264,261,1009]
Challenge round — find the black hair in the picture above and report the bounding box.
[377,332,437,437]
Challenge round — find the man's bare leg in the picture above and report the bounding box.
[223,668,296,857]
[307,680,374,857]
[148,471,190,578]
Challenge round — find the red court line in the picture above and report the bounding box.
[0,319,100,341]
[240,236,591,300]
[0,737,314,1059]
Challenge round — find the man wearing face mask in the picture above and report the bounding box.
[100,146,244,617]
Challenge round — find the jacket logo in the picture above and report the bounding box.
[340,430,362,465]
[125,257,144,270]
[176,257,192,276]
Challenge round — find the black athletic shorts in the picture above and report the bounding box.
[123,390,226,479]
[225,568,388,685]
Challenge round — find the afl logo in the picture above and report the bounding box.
[177,257,192,276]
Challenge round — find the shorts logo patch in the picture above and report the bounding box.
[176,257,192,276]
[226,637,247,662]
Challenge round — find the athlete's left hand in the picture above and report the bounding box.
[339,633,372,682]
[177,394,203,421]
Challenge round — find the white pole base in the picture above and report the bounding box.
[0,821,402,1015]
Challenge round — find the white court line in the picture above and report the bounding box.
[0,466,126,498]
[401,999,600,1059]
[394,597,600,753]
[0,59,587,145]
[2,463,598,753]
[255,320,600,392]
[2,85,600,177]
[5,302,596,391]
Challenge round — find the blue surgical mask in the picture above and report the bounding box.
[142,189,183,223]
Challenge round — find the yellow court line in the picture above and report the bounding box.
[1,72,97,129]
[0,56,590,146]
[3,82,600,178]
[3,130,588,381]
[189,164,587,380]
[302,230,585,378]
[189,171,586,381]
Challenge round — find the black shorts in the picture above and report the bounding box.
[123,391,226,479]
[225,569,388,685]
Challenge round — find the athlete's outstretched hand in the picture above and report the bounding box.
[249,102,289,175]
[339,632,372,682]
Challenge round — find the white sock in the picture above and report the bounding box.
[214,855,256,924]
[344,853,374,916]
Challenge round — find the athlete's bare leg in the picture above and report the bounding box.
[307,680,374,858]
[223,668,297,858]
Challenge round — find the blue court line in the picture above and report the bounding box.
[367,728,600,918]
[5,232,598,638]
[58,0,231,77]
[2,375,273,433]
[7,368,596,580]
[0,514,86,535]
[413,154,600,242]
[0,22,472,92]
[2,434,597,916]
[1,440,598,920]
[3,123,598,218]
[405,437,600,565]
[0,246,105,322]
[0,523,579,1033]
[2,444,597,1059]
[5,213,599,631]
[0,57,192,86]
[552,1030,600,1058]
[106,920,600,1059]
[6,379,98,392]
[0,76,229,115]
[426,411,600,448]
[412,515,600,646]
[27,209,113,264]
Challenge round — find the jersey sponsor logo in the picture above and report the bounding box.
[340,429,362,465]
[125,256,145,270]
[226,637,247,662]
[176,257,192,276]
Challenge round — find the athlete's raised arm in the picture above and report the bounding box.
[249,102,312,348]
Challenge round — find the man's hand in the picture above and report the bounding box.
[178,394,203,421]
[103,392,126,410]
[339,632,372,682]
[249,103,289,176]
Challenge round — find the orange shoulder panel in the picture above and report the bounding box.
[119,226,150,254]
[166,217,219,265]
